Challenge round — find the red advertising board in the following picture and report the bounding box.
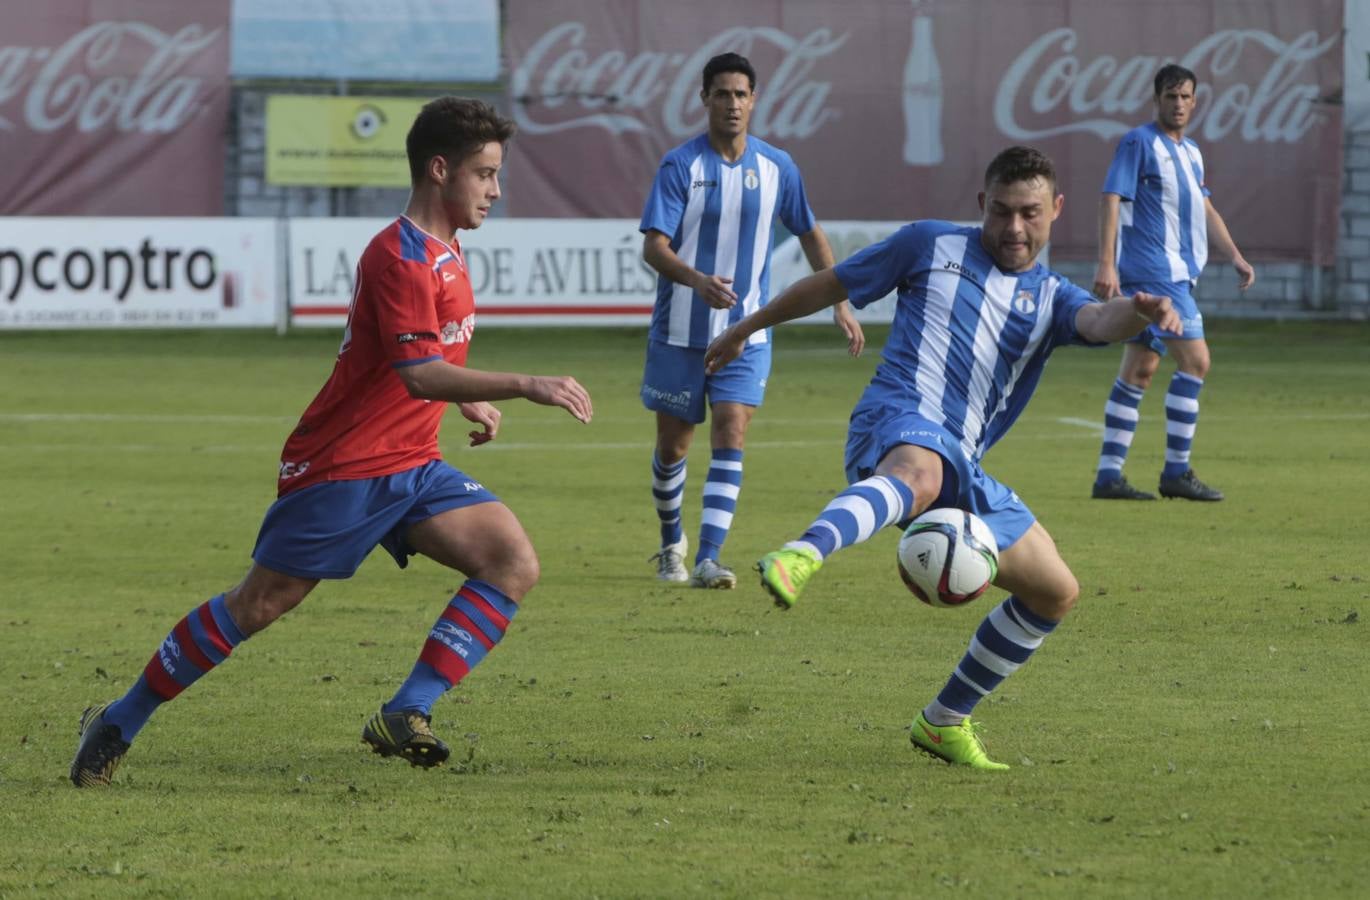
[0,1,231,216]
[503,0,1342,263]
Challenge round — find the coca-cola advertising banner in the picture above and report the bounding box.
[0,1,231,216]
[503,0,1342,263]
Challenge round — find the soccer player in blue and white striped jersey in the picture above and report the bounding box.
[705,146,1181,769]
[640,52,864,590]
[1090,64,1254,502]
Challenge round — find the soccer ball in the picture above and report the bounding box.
[896,508,1000,608]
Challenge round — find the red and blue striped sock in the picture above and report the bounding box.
[384,580,519,715]
[103,594,246,741]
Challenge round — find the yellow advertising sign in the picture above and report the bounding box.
[265,96,424,187]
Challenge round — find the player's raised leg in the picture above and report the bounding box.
[758,444,932,608]
[366,501,537,767]
[71,566,317,787]
[911,521,1077,770]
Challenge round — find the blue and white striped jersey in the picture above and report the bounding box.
[640,133,815,349]
[835,221,1100,463]
[1104,122,1211,285]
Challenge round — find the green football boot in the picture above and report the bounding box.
[909,712,1010,771]
[756,547,823,609]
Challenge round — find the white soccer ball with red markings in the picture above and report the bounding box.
[897,508,999,608]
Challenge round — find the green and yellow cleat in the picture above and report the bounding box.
[756,547,823,609]
[909,712,1009,771]
[362,708,450,768]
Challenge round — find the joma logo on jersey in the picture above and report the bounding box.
[691,179,718,189]
[942,260,983,288]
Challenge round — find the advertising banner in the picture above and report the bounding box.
[0,1,231,216]
[1346,0,1370,131]
[503,0,1343,264]
[231,0,500,82]
[288,217,912,329]
[266,96,426,187]
[0,219,279,330]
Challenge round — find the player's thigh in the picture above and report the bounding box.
[994,521,1078,622]
[405,502,539,599]
[708,401,756,449]
[1165,334,1211,377]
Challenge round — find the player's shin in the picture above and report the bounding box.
[103,594,247,741]
[385,579,519,715]
[922,595,1057,725]
[785,475,913,559]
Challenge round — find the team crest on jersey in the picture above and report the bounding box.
[1013,289,1037,314]
[441,313,475,345]
[744,168,759,190]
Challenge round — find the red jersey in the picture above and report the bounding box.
[277,217,476,495]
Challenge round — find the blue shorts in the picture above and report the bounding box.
[1123,280,1204,354]
[252,460,499,579]
[640,338,771,424]
[843,408,1035,552]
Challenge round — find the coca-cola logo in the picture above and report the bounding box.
[511,22,847,140]
[994,27,1337,143]
[0,21,222,134]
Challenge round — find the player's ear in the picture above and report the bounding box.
[1051,192,1065,221]
[977,191,986,214]
[427,154,448,185]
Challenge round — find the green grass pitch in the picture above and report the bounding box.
[1,321,1367,897]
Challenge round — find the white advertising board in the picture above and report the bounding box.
[288,218,659,328]
[0,219,280,329]
[287,217,942,329]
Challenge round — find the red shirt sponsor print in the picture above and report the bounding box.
[278,217,475,495]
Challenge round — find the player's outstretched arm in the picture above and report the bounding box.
[396,361,592,423]
[1075,291,1181,344]
[704,269,846,374]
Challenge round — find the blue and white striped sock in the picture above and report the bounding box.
[652,453,686,547]
[785,475,914,560]
[1163,371,1204,478]
[923,595,1058,725]
[697,448,743,563]
[1096,378,1145,484]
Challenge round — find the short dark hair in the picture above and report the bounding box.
[405,97,516,184]
[1154,63,1197,97]
[983,145,1058,193]
[701,53,756,94]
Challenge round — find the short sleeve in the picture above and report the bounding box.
[1102,134,1144,201]
[372,260,443,366]
[833,224,922,310]
[776,158,816,236]
[1051,278,1106,348]
[639,156,690,239]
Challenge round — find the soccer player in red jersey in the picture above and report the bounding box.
[70,98,594,787]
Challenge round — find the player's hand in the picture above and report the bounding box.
[525,375,593,423]
[1131,291,1181,334]
[458,401,501,446]
[1234,255,1256,290]
[705,324,747,374]
[833,304,865,357]
[694,272,738,309]
[1092,262,1121,300]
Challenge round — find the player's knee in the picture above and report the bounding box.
[224,584,304,635]
[478,541,540,602]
